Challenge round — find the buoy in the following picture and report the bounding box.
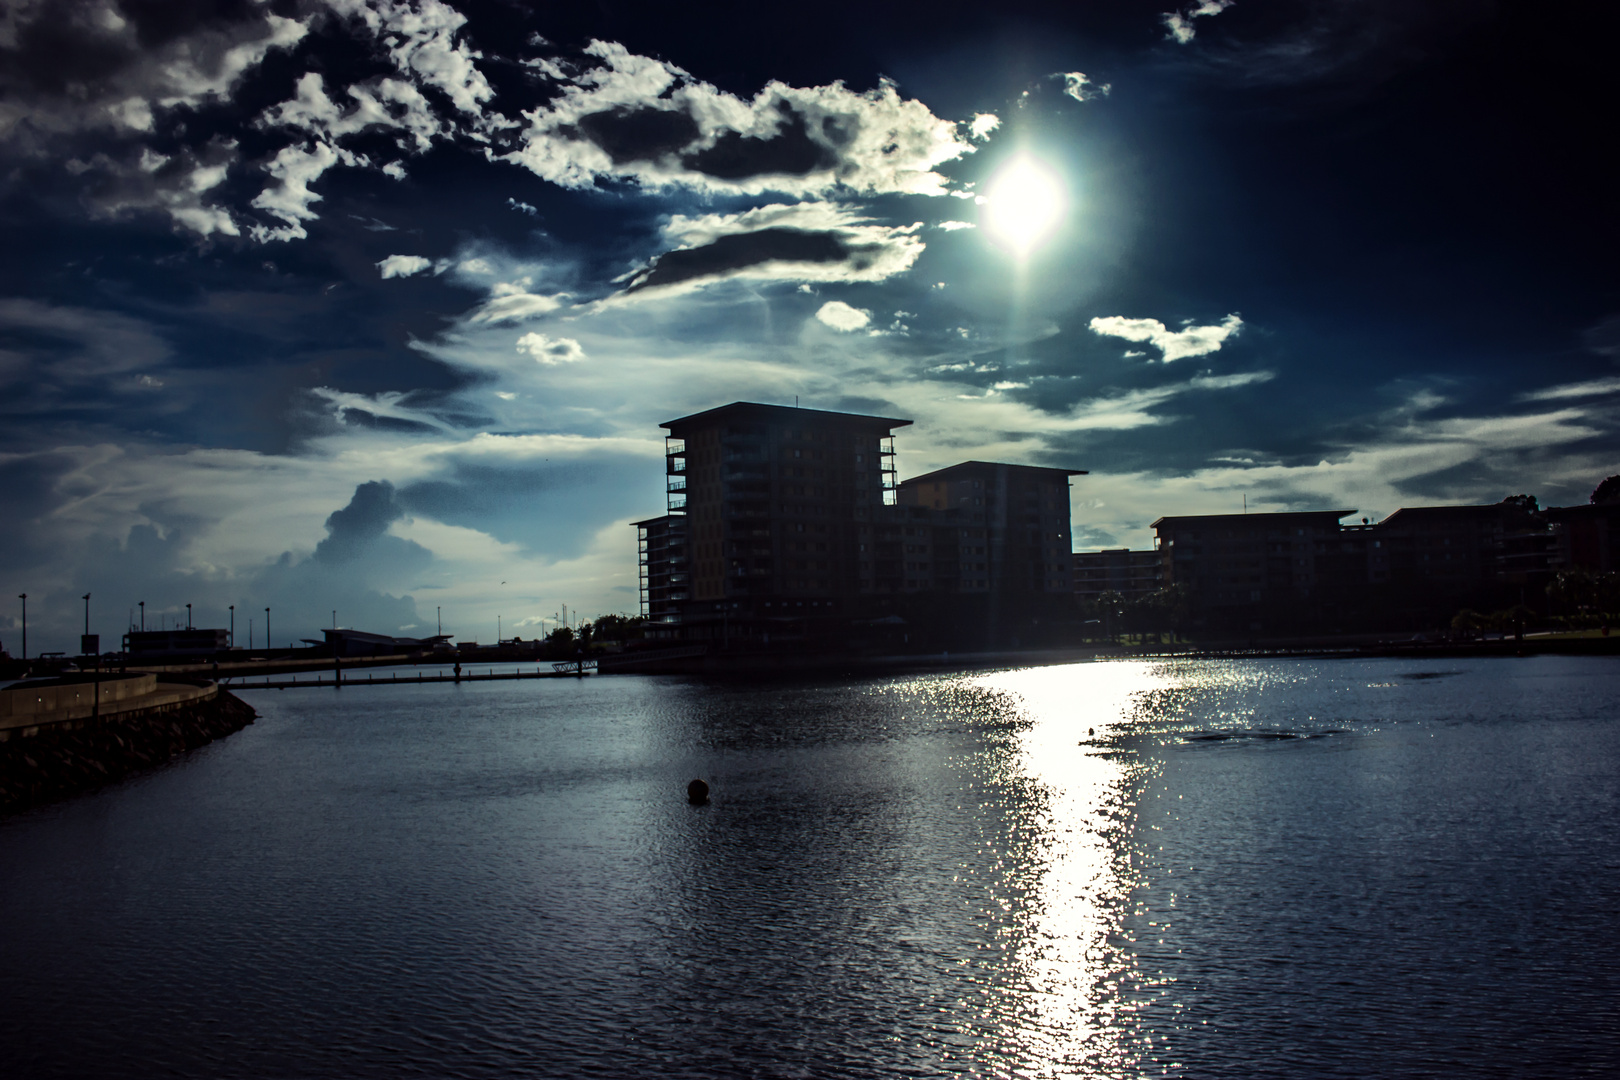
[687,778,710,805]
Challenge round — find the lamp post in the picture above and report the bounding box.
[138,600,144,631]
[186,603,192,629]
[83,593,90,636]
[16,594,24,660]
[229,605,235,647]
[265,607,270,654]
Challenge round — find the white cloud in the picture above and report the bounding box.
[1162,0,1235,45]
[602,203,925,299]
[250,141,366,242]
[1521,376,1620,402]
[1055,72,1111,102]
[505,39,972,198]
[464,279,567,324]
[1088,313,1243,361]
[516,333,587,364]
[815,301,871,331]
[969,113,1001,140]
[324,0,498,123]
[377,254,433,278]
[935,220,975,231]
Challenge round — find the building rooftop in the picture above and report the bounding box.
[661,401,912,432]
[902,460,1087,485]
[1150,509,1356,528]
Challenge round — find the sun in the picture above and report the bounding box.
[980,154,1067,256]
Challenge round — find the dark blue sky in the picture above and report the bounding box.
[2,0,1615,652]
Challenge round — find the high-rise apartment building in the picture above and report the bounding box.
[635,402,1085,648]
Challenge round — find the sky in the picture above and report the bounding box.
[1,0,1616,654]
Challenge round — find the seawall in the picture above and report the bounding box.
[0,675,258,816]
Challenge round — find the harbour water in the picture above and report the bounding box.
[2,656,1617,1077]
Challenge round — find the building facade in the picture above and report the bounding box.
[636,403,1085,648]
[1072,549,1163,603]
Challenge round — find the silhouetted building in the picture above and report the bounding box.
[1154,501,1556,633]
[634,514,688,640]
[1073,549,1163,602]
[303,628,450,657]
[123,628,228,658]
[896,462,1082,597]
[657,401,909,644]
[1545,502,1620,573]
[635,402,1084,648]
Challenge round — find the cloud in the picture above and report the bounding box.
[1088,313,1243,361]
[969,113,1000,140]
[325,0,498,123]
[250,141,368,243]
[69,137,241,236]
[0,298,173,411]
[467,279,567,324]
[815,301,871,332]
[0,2,309,144]
[1065,370,1274,430]
[1520,377,1620,402]
[378,254,434,279]
[1054,72,1111,102]
[1162,1,1236,45]
[261,71,444,152]
[516,333,587,364]
[615,203,925,298]
[505,40,972,198]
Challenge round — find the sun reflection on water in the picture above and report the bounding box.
[969,660,1174,1077]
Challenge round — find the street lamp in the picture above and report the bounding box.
[16,593,24,660]
[265,607,270,653]
[229,605,235,647]
[186,602,192,629]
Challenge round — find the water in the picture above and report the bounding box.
[2,657,1617,1077]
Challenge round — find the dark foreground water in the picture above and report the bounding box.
[2,657,1617,1078]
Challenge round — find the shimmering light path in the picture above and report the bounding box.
[1,658,1617,1077]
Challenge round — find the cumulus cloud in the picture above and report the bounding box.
[505,40,972,198]
[516,333,587,364]
[0,1,309,144]
[615,203,925,298]
[815,301,871,331]
[250,141,370,242]
[1089,313,1243,361]
[377,254,433,278]
[1054,72,1111,102]
[325,0,498,123]
[1163,0,1236,45]
[969,113,1000,140]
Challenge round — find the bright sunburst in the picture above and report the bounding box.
[980,154,1067,256]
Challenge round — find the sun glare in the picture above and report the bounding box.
[980,155,1067,256]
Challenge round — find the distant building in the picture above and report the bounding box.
[635,402,1084,648]
[1545,502,1620,573]
[896,462,1082,597]
[634,514,688,641]
[304,628,449,657]
[124,628,229,658]
[1153,501,1556,633]
[1072,549,1162,602]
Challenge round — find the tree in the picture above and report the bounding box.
[1592,475,1620,505]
